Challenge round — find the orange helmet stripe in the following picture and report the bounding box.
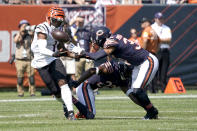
[47,7,65,19]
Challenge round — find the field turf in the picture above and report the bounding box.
[0,89,197,131]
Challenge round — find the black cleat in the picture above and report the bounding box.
[143,107,158,120]
[63,104,68,119]
[67,111,76,120]
[86,111,95,119]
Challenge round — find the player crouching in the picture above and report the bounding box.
[72,60,133,119]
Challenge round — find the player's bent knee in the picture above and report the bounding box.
[126,88,143,96]
[132,88,144,95]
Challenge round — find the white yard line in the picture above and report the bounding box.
[0,114,41,118]
[157,128,195,131]
[97,116,197,120]
[0,113,196,121]
[0,95,197,103]
[96,110,197,113]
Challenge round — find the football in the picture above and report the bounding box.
[51,30,70,43]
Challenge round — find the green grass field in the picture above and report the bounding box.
[0,89,197,131]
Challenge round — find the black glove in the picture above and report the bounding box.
[68,80,80,88]
[75,50,88,59]
[52,51,67,57]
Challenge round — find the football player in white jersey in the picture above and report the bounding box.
[31,7,76,120]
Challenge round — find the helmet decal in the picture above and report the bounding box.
[96,30,104,36]
[91,26,111,47]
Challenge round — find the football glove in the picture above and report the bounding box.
[68,80,80,88]
[52,51,68,57]
[66,43,84,55]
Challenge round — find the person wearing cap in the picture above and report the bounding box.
[151,12,172,93]
[140,17,160,55]
[13,19,36,97]
[140,17,160,93]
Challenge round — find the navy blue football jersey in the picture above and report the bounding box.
[87,61,133,90]
[103,34,149,66]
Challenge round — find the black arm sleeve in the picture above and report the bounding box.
[85,49,107,60]
[70,68,97,88]
[77,68,96,84]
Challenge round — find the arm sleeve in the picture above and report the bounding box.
[37,39,54,56]
[85,49,108,60]
[77,68,97,84]
[35,24,48,34]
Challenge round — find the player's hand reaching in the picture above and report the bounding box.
[52,51,68,57]
[75,50,93,60]
[67,43,84,55]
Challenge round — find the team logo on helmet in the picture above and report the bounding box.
[96,30,104,36]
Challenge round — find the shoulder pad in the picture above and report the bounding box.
[35,23,49,35]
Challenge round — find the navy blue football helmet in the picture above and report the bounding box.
[91,26,111,47]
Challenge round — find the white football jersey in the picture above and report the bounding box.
[31,22,57,69]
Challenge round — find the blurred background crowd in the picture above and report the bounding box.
[1,0,196,5]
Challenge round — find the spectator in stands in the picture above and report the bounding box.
[188,0,197,3]
[166,0,187,4]
[95,0,117,5]
[121,0,142,4]
[2,0,9,4]
[151,12,172,93]
[128,28,142,47]
[70,16,94,80]
[142,0,152,4]
[13,20,36,97]
[64,0,89,4]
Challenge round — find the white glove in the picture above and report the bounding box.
[72,45,84,55]
[66,43,84,55]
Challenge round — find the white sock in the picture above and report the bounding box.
[60,84,73,112]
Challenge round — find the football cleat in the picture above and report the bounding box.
[143,107,158,120]
[75,112,86,119]
[67,111,76,120]
[63,104,68,119]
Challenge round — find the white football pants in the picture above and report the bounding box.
[76,82,96,115]
[126,53,159,95]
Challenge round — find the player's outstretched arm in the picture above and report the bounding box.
[72,62,109,88]
[73,68,97,87]
[81,47,115,61]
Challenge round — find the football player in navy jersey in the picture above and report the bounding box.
[77,26,159,120]
[74,60,133,118]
